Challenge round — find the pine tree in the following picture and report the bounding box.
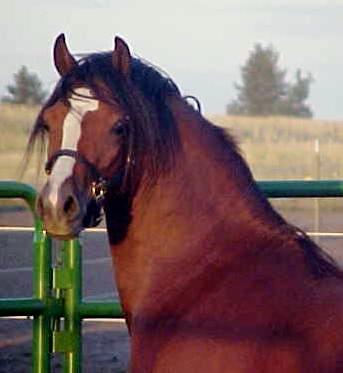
[2,66,47,105]
[282,69,313,118]
[227,44,313,118]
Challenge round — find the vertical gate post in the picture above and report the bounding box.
[62,239,82,373]
[32,220,52,373]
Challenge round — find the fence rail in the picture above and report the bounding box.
[2,226,343,238]
[1,179,343,372]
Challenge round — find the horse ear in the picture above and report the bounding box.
[53,34,77,76]
[112,36,131,77]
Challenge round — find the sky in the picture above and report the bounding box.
[1,0,343,119]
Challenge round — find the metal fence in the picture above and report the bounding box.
[1,180,343,372]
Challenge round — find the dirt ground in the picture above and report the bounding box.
[1,205,343,372]
[0,319,129,372]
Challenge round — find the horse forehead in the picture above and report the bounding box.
[43,87,99,125]
[68,87,99,113]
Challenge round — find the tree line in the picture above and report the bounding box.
[2,44,313,117]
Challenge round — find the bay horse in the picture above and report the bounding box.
[28,34,343,372]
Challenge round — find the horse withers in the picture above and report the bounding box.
[27,34,343,372]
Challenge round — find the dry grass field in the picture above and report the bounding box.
[212,115,343,181]
[212,115,343,213]
[0,104,40,185]
[1,103,343,211]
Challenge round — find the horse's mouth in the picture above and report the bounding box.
[42,200,102,240]
[43,219,83,240]
[49,232,80,240]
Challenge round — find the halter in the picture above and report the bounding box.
[45,148,129,205]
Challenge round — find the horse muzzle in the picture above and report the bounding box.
[36,178,86,239]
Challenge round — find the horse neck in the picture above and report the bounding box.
[109,98,285,318]
[165,98,284,238]
[131,100,280,246]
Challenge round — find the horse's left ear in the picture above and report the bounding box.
[112,36,131,77]
[53,34,77,76]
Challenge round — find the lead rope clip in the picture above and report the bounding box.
[91,179,107,204]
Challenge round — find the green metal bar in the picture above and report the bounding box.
[0,181,52,372]
[2,180,342,208]
[32,224,52,373]
[0,181,37,214]
[62,239,82,373]
[79,301,123,319]
[0,298,44,316]
[258,180,343,198]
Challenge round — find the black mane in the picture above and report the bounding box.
[57,52,181,105]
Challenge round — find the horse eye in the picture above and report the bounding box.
[112,120,125,136]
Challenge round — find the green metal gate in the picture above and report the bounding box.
[1,180,343,372]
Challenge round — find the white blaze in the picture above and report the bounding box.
[47,87,99,207]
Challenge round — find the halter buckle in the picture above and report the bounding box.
[91,179,107,203]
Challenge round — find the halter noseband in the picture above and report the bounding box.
[45,149,125,204]
[45,149,100,178]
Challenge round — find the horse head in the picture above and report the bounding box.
[35,35,134,239]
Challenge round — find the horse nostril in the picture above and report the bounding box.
[63,195,79,217]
